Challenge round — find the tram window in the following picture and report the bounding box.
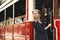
[58,0,60,17]
[14,0,26,24]
[6,5,13,19]
[6,5,13,25]
[0,11,4,26]
[0,0,26,25]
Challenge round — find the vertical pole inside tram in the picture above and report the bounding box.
[13,4,15,24]
[26,0,28,21]
[12,4,15,40]
[4,9,6,40]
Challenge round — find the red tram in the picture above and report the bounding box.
[0,0,60,40]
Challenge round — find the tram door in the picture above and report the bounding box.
[35,0,53,40]
[0,0,34,40]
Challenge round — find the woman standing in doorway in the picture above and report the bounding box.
[32,9,51,40]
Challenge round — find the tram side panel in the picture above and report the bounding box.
[0,22,34,40]
[0,27,4,40]
[54,20,60,40]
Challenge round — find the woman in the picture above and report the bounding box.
[32,9,51,40]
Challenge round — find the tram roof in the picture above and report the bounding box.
[0,0,19,12]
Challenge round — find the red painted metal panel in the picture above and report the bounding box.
[54,19,60,40]
[0,22,34,40]
[5,26,12,40]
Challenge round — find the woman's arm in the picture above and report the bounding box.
[45,23,52,30]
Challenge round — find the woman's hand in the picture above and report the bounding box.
[45,23,52,30]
